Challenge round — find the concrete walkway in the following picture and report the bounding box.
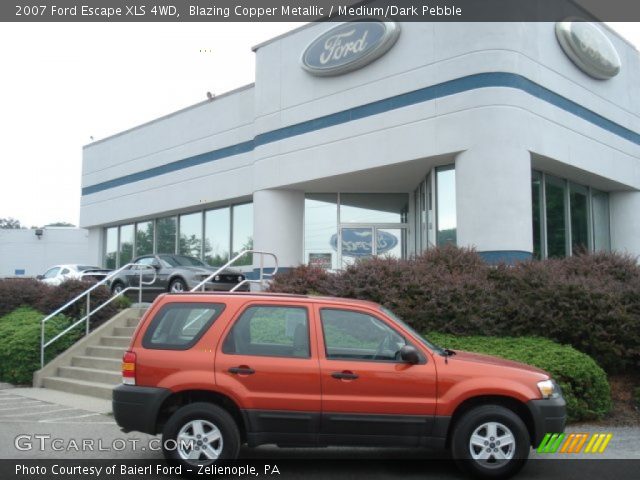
[1,385,111,414]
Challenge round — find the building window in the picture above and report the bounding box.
[304,193,408,270]
[119,224,135,266]
[304,194,338,270]
[232,203,253,266]
[545,175,567,258]
[436,165,457,246]
[135,221,154,257]
[179,212,203,258]
[104,227,118,269]
[592,189,611,252]
[204,207,231,266]
[103,202,253,269]
[156,216,177,254]
[532,170,610,259]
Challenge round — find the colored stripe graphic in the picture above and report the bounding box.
[540,433,612,454]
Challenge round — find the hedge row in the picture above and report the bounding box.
[427,333,611,422]
[268,246,640,373]
[0,307,82,384]
[0,278,128,329]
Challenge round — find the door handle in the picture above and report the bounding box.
[228,366,255,375]
[331,371,359,380]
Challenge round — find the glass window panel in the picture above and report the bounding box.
[320,309,406,361]
[377,228,404,259]
[119,224,134,266]
[305,194,338,270]
[592,190,611,252]
[339,193,408,223]
[545,175,567,258]
[222,306,310,358]
[340,227,373,269]
[179,212,203,259]
[204,207,231,266]
[135,221,154,256]
[156,216,177,254]
[532,171,543,259]
[104,227,118,269]
[436,166,457,246]
[570,184,589,254]
[232,203,253,266]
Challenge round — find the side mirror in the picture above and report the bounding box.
[36,275,44,280]
[150,260,161,269]
[399,345,420,364]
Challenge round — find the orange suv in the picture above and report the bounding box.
[113,293,566,478]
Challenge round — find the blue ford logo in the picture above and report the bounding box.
[302,21,400,77]
[330,229,399,257]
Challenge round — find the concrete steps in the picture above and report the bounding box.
[34,307,146,400]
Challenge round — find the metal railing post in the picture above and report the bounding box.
[86,291,91,336]
[40,319,45,368]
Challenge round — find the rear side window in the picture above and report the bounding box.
[142,303,225,350]
[222,306,310,358]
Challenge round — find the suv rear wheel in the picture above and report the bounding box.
[162,402,240,467]
[451,405,529,479]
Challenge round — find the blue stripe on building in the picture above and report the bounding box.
[82,72,640,196]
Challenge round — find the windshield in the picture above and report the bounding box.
[158,255,206,268]
[381,306,444,354]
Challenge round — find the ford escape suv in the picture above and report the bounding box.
[113,293,566,478]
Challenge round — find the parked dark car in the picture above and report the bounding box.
[108,254,248,296]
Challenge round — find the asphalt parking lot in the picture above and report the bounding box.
[1,386,640,479]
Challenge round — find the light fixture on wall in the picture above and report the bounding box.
[35,229,44,239]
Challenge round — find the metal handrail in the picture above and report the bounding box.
[40,264,157,367]
[191,250,278,292]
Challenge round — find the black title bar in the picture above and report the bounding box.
[3,0,640,22]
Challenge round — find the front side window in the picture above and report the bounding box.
[142,303,224,350]
[44,267,61,278]
[320,308,406,361]
[222,306,310,358]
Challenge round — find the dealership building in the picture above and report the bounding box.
[80,22,640,275]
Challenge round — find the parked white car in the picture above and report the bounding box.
[37,264,112,286]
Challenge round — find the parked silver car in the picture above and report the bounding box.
[108,254,248,295]
[37,264,113,286]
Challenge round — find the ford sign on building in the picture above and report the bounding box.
[80,22,640,276]
[301,21,401,76]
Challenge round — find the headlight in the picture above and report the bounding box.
[237,275,244,282]
[214,275,221,282]
[537,379,560,399]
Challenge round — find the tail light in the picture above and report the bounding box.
[122,351,136,385]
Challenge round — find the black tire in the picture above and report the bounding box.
[451,405,530,479]
[168,277,187,293]
[162,402,240,468]
[110,281,125,296]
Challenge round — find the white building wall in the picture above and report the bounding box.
[0,228,90,277]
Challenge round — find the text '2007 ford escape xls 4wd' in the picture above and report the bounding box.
[113,293,566,478]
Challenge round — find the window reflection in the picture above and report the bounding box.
[340,193,408,223]
[570,184,589,253]
[105,227,118,269]
[119,224,134,266]
[232,203,253,266]
[305,194,338,270]
[204,207,230,266]
[135,221,153,257]
[156,217,177,254]
[179,212,202,258]
[436,166,457,246]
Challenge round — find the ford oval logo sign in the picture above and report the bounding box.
[302,21,400,77]
[555,21,621,80]
[330,229,399,257]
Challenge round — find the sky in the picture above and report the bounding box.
[0,22,638,228]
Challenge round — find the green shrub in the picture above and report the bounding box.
[0,307,82,385]
[426,333,611,422]
[269,247,640,373]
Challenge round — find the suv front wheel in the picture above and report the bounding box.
[162,402,240,467]
[451,405,530,479]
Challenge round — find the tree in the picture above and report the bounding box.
[45,221,76,227]
[0,217,23,229]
